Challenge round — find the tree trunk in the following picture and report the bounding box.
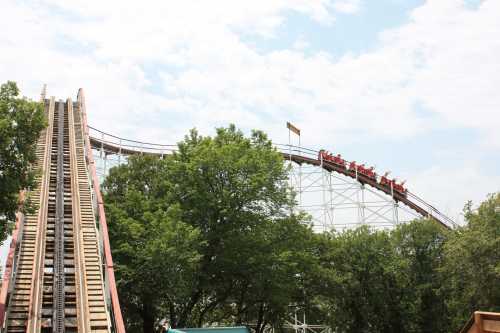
[177,288,202,328]
[170,303,177,328]
[142,301,155,333]
[178,234,224,327]
[256,303,265,333]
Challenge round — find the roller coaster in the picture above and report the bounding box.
[0,90,124,332]
[87,123,456,230]
[0,88,456,332]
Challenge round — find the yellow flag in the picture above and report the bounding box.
[286,122,300,136]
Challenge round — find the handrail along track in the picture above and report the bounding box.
[87,129,456,229]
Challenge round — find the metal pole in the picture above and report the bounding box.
[298,135,302,209]
[288,128,293,215]
[288,128,292,162]
[100,132,104,159]
[329,172,334,227]
[361,184,365,224]
[40,84,47,102]
[118,138,122,165]
[104,153,108,176]
[303,308,306,333]
[321,155,327,232]
[294,307,298,333]
[393,202,399,225]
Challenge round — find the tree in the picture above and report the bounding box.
[440,193,500,330]
[162,126,303,328]
[103,122,500,333]
[316,227,408,333]
[0,81,45,242]
[202,212,316,333]
[390,219,449,333]
[104,126,311,332]
[103,155,203,333]
[311,219,451,333]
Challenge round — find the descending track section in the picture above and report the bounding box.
[0,91,125,332]
[86,129,456,229]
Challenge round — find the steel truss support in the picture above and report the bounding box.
[93,144,422,231]
[88,128,432,230]
[286,161,421,231]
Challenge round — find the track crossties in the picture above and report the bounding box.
[87,135,455,229]
[2,98,111,332]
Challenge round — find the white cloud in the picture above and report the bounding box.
[380,0,500,147]
[0,0,499,221]
[332,0,361,14]
[409,163,500,224]
[292,35,310,51]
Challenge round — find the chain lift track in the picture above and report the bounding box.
[53,99,66,332]
[0,90,126,333]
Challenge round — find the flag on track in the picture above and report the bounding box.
[287,122,300,136]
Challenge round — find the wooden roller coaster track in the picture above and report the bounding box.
[87,131,456,229]
[0,90,125,333]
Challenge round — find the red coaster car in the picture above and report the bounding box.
[349,162,376,180]
[380,175,407,196]
[318,150,346,169]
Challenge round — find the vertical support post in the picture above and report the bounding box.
[288,128,293,216]
[329,172,334,226]
[100,132,104,159]
[298,135,302,208]
[361,184,365,224]
[320,154,327,232]
[40,84,47,102]
[118,138,122,165]
[103,153,108,176]
[324,169,330,232]
[357,183,365,225]
[294,307,298,333]
[393,202,399,225]
[286,122,301,220]
[303,307,306,333]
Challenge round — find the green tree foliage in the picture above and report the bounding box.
[103,126,314,333]
[103,123,499,333]
[441,193,500,330]
[314,219,455,333]
[0,81,45,241]
[390,219,449,333]
[103,155,203,332]
[313,201,498,333]
[315,226,415,333]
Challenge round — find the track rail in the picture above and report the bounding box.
[0,96,115,332]
[87,128,456,229]
[78,89,126,333]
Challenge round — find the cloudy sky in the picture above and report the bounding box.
[1,0,499,222]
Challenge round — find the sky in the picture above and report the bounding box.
[1,0,499,224]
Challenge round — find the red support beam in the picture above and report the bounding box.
[0,203,24,327]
